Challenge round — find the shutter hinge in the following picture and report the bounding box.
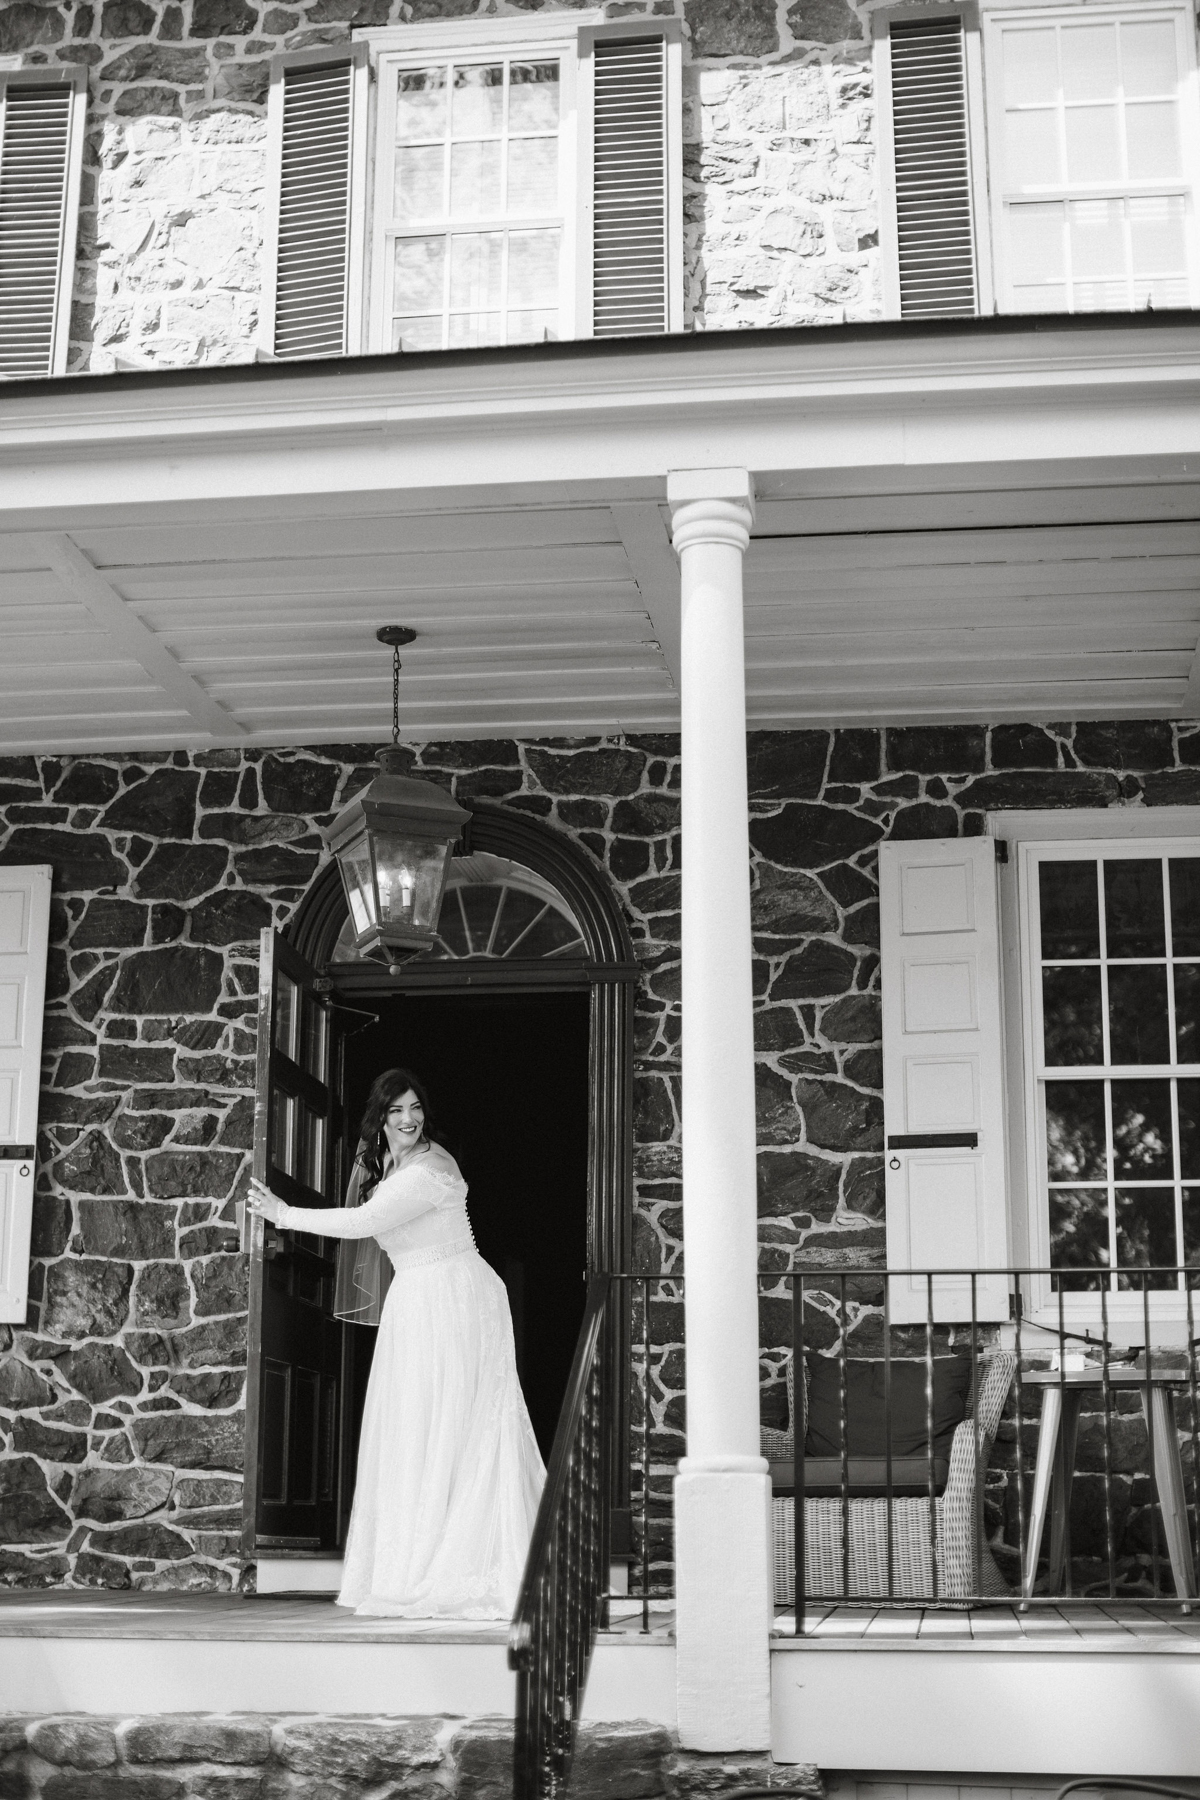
[313,976,333,994]
[994,839,1010,865]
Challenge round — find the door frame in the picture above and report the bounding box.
[242,803,639,1567]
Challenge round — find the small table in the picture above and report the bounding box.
[1020,1367,1196,1607]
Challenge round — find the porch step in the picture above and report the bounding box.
[0,1592,677,1725]
[770,1604,1200,1777]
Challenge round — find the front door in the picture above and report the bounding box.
[243,931,349,1558]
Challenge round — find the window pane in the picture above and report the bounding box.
[397,66,447,142]
[1104,859,1165,958]
[1069,199,1125,279]
[1112,1078,1173,1178]
[1131,196,1187,278]
[394,236,445,312]
[508,228,559,307]
[449,231,503,310]
[393,316,443,353]
[274,972,300,1062]
[1043,965,1103,1064]
[1109,965,1170,1063]
[1010,203,1065,283]
[1049,1187,1110,1290]
[460,883,501,955]
[272,1090,297,1178]
[1064,106,1122,182]
[1006,109,1062,186]
[509,61,559,130]
[1046,1079,1107,1180]
[492,888,547,956]
[394,144,444,222]
[1126,100,1181,178]
[1004,27,1059,104]
[1183,1188,1200,1264]
[506,308,558,344]
[507,137,558,214]
[1012,282,1069,312]
[519,906,584,957]
[450,140,501,216]
[303,999,328,1084]
[1115,1186,1177,1284]
[1179,1079,1200,1178]
[1121,20,1178,97]
[1061,25,1118,102]
[448,311,503,347]
[437,892,469,957]
[452,63,503,137]
[1175,966,1200,1062]
[1040,860,1099,959]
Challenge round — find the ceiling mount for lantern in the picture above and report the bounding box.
[323,625,469,972]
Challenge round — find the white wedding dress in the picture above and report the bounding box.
[275,1154,545,1618]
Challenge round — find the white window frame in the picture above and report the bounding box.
[364,10,646,355]
[873,1,996,318]
[979,0,1200,313]
[993,806,1200,1336]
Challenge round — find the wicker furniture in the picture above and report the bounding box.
[765,1352,1016,1604]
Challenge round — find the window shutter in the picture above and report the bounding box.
[879,839,1010,1322]
[0,68,85,379]
[265,48,365,360]
[587,28,681,337]
[0,865,50,1324]
[886,17,978,318]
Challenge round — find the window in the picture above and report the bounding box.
[332,852,585,964]
[263,16,682,360]
[875,0,1199,319]
[0,67,87,378]
[984,4,1200,312]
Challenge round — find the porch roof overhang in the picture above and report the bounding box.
[3,311,1200,754]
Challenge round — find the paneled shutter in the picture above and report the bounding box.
[590,34,672,337]
[0,865,50,1323]
[0,70,85,379]
[887,17,978,318]
[879,839,1010,1322]
[266,50,363,360]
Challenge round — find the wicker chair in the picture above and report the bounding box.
[765,1351,1016,1605]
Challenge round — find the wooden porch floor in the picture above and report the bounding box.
[773,1600,1200,1652]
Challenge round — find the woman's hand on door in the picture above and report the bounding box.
[247,1177,288,1225]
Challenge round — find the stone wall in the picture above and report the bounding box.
[2,716,1198,1593]
[0,0,878,372]
[0,1713,823,1800]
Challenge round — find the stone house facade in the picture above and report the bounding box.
[2,0,878,372]
[2,715,1194,1593]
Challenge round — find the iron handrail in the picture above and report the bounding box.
[509,1273,613,1800]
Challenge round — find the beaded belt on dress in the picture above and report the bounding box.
[389,1233,475,1272]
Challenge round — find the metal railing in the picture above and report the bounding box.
[509,1275,613,1800]
[510,1262,1200,1793]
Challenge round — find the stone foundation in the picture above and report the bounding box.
[0,1714,824,1800]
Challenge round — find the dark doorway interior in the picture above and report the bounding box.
[339,988,590,1472]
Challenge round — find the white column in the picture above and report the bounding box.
[668,467,772,1753]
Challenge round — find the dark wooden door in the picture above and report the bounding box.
[245,930,349,1556]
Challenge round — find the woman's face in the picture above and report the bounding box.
[383,1088,425,1162]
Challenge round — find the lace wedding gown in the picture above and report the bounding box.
[275,1155,545,1618]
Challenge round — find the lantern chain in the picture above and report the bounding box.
[392,642,401,746]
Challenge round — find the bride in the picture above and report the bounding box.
[247,1067,545,1619]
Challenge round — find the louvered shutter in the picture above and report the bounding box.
[265,47,365,360]
[584,26,681,338]
[885,16,978,318]
[0,865,50,1324]
[879,839,1010,1322]
[0,68,85,379]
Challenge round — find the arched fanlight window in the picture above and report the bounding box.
[331,852,586,964]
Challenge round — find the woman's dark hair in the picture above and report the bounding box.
[358,1067,438,1186]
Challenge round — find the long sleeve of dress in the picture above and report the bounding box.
[277,1169,436,1239]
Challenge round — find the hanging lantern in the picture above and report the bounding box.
[323,627,469,966]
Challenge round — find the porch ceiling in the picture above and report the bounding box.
[2,315,1199,754]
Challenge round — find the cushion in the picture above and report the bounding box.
[802,1357,971,1473]
[769,1455,951,1497]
